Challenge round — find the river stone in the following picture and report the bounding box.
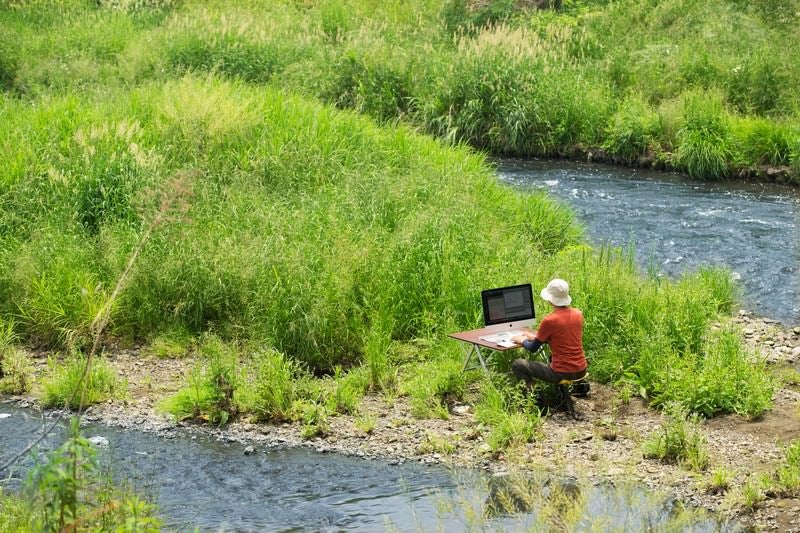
[244,445,255,455]
[792,347,800,359]
[794,327,800,335]
[88,436,109,448]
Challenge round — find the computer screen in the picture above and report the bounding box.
[481,283,535,326]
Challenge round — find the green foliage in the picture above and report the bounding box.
[0,347,34,394]
[320,50,414,122]
[41,352,125,409]
[0,0,786,427]
[0,31,19,91]
[402,357,467,419]
[770,441,800,497]
[143,327,194,359]
[441,0,529,35]
[724,49,788,116]
[325,366,364,415]
[705,467,733,495]
[296,399,331,439]
[362,315,396,392]
[603,93,661,161]
[160,334,240,425]
[167,32,297,84]
[674,91,732,179]
[643,403,708,471]
[319,0,352,43]
[731,117,793,166]
[475,377,541,452]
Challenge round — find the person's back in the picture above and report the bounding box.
[535,307,585,374]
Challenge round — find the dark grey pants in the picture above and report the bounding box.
[512,358,586,385]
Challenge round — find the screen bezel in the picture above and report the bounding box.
[481,283,535,326]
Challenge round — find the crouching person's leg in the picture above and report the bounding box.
[512,359,561,388]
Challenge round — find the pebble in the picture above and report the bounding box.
[88,436,109,447]
[243,445,255,455]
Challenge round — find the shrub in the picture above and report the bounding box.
[40,351,125,409]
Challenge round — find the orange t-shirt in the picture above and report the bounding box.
[535,307,586,374]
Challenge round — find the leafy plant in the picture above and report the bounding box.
[643,403,708,471]
[674,91,732,179]
[160,334,240,425]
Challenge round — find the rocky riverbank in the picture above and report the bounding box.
[4,311,800,531]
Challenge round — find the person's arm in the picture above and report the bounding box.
[521,338,543,353]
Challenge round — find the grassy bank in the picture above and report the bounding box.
[1,0,798,182]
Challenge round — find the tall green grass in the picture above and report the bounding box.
[3,0,799,180]
[0,0,779,426]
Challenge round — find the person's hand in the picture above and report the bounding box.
[524,331,536,340]
[511,335,526,344]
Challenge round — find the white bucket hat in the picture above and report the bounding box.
[540,278,571,306]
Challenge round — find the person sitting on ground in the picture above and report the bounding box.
[510,278,587,394]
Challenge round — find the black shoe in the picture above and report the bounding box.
[571,382,590,398]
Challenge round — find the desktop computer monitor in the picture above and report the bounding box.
[481,283,535,332]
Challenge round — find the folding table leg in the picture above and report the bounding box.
[461,343,489,373]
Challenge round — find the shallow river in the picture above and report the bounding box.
[496,159,800,324]
[1,405,736,532]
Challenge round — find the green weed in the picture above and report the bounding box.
[643,403,708,471]
[41,352,125,409]
[0,347,34,395]
[160,334,240,425]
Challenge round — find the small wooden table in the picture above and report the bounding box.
[448,326,533,373]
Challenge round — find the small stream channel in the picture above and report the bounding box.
[1,404,736,531]
[496,159,800,324]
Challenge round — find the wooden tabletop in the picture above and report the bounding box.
[448,326,533,351]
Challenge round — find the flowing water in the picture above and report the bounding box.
[1,405,736,532]
[496,159,800,324]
